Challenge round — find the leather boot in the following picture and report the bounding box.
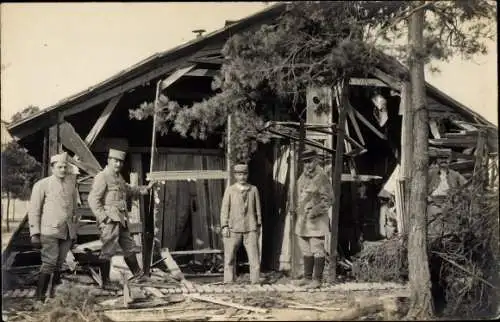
[309,256,325,289]
[296,256,314,286]
[124,255,147,283]
[100,260,120,291]
[35,273,52,302]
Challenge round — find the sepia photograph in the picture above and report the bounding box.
[1,1,498,321]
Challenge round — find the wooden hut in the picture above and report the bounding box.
[3,3,497,284]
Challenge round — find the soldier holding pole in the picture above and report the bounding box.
[88,148,154,290]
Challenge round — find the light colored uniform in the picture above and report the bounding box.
[295,165,333,257]
[88,166,149,260]
[29,175,78,274]
[220,183,262,283]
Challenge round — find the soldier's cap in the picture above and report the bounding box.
[302,149,318,161]
[108,148,127,161]
[233,164,248,173]
[50,152,69,165]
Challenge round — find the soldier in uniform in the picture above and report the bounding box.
[29,152,79,302]
[295,149,333,288]
[88,148,154,289]
[220,164,262,284]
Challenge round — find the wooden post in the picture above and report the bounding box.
[143,80,162,276]
[226,114,233,187]
[42,128,49,177]
[129,172,142,247]
[48,123,60,175]
[328,81,348,283]
[289,141,299,277]
[399,81,412,235]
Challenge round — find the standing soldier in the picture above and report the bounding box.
[88,148,154,289]
[29,152,79,302]
[220,164,262,284]
[295,149,333,288]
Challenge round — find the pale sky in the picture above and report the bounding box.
[1,2,498,125]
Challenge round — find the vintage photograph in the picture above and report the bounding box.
[1,2,498,321]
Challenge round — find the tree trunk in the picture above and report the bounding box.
[406,3,435,319]
[6,193,11,232]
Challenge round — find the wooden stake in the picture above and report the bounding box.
[328,81,348,283]
[187,294,269,314]
[400,81,412,235]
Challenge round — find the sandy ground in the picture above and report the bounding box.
[2,287,408,321]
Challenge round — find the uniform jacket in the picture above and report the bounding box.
[295,166,333,237]
[220,183,262,233]
[428,167,467,196]
[88,166,148,225]
[28,175,78,239]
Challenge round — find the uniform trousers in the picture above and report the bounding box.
[40,233,72,274]
[223,231,260,283]
[99,221,137,260]
[297,236,326,258]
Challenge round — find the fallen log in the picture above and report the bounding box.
[186,293,269,314]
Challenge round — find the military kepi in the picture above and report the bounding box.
[108,148,126,161]
[50,152,68,164]
[233,164,248,173]
[302,149,317,161]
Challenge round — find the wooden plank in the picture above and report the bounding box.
[147,170,229,181]
[206,156,225,250]
[429,119,441,139]
[3,251,19,270]
[84,94,122,146]
[349,78,389,87]
[144,287,165,298]
[372,68,402,90]
[130,153,145,247]
[59,121,102,171]
[187,294,269,314]
[160,65,196,90]
[159,249,184,280]
[48,124,60,176]
[192,155,211,256]
[429,137,477,148]
[76,222,142,236]
[348,103,387,140]
[170,249,222,255]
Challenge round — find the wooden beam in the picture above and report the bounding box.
[146,170,228,181]
[91,146,223,155]
[399,82,412,235]
[349,78,389,87]
[184,68,219,77]
[372,68,402,90]
[48,124,59,175]
[347,103,387,140]
[160,65,196,90]
[429,120,441,139]
[59,121,103,172]
[84,94,122,147]
[328,82,348,283]
[347,109,365,146]
[59,63,192,120]
[226,114,234,187]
